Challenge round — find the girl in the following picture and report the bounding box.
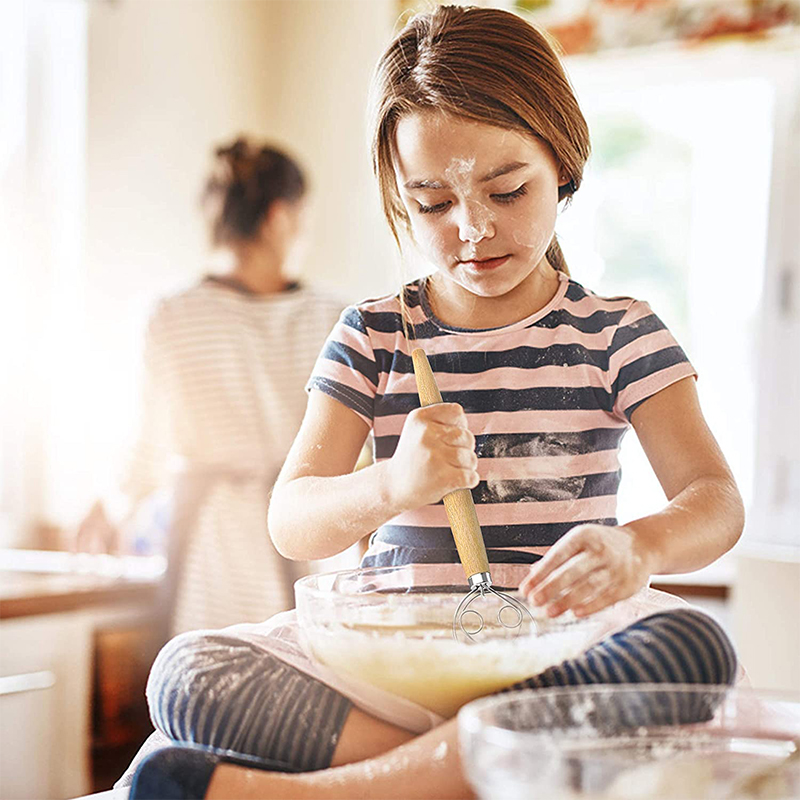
[126,7,744,798]
[78,137,344,636]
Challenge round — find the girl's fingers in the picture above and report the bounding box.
[442,464,479,493]
[527,551,595,607]
[417,403,468,426]
[573,585,619,617]
[442,426,474,447]
[445,446,478,469]
[541,567,612,617]
[520,529,591,593]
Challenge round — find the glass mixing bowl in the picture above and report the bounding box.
[458,685,800,799]
[294,563,604,718]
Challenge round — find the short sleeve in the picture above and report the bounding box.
[305,306,379,425]
[608,300,697,422]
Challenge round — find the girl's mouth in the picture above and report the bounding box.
[459,254,511,271]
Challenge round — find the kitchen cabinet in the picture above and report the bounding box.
[0,552,163,799]
[732,546,800,693]
[0,612,93,799]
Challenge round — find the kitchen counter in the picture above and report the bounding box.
[0,548,736,618]
[650,554,736,599]
[0,550,165,619]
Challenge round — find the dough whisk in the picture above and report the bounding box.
[411,348,536,644]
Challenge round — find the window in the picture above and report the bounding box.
[558,42,798,543]
[0,0,87,547]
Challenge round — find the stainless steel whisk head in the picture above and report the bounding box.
[453,572,536,643]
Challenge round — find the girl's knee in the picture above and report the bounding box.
[144,633,352,770]
[145,632,270,741]
[622,608,738,686]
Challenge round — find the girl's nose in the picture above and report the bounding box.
[457,201,495,243]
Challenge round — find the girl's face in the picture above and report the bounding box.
[393,111,565,299]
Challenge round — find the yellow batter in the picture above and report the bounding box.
[305,617,596,717]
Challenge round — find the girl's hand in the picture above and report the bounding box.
[519,524,656,618]
[388,403,479,509]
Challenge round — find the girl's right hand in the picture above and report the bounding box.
[387,403,479,509]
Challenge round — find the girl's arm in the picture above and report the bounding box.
[520,376,744,617]
[621,374,744,574]
[268,390,479,561]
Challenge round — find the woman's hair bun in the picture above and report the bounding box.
[202,136,306,246]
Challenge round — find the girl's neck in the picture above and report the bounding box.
[226,244,290,295]
[426,260,561,330]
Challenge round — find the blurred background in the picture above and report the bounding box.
[1,0,799,797]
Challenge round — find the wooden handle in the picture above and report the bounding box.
[411,348,490,580]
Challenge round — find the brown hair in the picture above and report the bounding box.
[369,4,590,275]
[202,137,306,246]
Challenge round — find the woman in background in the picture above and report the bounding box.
[78,137,345,635]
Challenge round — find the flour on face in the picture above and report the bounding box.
[443,156,496,245]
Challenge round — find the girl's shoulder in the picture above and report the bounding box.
[563,279,680,365]
[562,277,638,314]
[559,278,660,349]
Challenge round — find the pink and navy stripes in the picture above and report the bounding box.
[307,272,696,566]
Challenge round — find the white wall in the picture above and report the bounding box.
[87,0,280,297]
[268,0,400,300]
[3,0,88,544]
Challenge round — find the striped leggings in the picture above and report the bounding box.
[146,608,737,774]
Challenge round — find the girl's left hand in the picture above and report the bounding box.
[519,524,656,618]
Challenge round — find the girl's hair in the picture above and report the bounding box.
[202,136,306,246]
[369,4,590,275]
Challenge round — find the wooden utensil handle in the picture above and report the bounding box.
[411,348,490,579]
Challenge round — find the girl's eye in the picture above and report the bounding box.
[415,184,527,214]
[491,184,528,204]
[417,200,451,215]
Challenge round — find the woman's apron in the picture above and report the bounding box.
[156,465,288,641]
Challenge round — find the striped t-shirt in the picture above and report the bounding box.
[307,271,696,568]
[122,278,345,633]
